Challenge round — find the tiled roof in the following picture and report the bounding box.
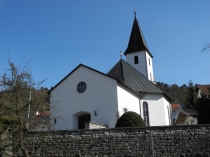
[124,14,153,58]
[182,109,198,116]
[171,104,180,109]
[107,59,164,94]
[196,84,210,96]
[36,110,50,116]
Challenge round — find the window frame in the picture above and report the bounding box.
[77,82,87,93]
[143,101,150,126]
[134,56,139,64]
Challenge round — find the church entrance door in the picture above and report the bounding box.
[78,114,91,129]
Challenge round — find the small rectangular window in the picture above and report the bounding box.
[148,57,150,65]
[134,56,139,64]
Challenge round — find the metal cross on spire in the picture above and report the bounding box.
[120,50,123,59]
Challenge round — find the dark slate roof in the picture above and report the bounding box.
[107,59,164,94]
[182,109,198,116]
[124,14,153,58]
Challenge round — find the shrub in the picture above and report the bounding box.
[0,116,18,131]
[115,111,145,128]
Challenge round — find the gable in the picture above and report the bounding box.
[49,64,117,94]
[196,84,210,96]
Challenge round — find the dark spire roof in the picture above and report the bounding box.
[107,59,163,94]
[124,13,153,58]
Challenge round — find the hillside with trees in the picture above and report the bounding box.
[156,81,210,124]
[156,81,188,104]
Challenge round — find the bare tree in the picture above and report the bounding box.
[0,58,50,157]
[201,42,210,53]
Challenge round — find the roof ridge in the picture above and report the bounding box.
[121,60,163,92]
[50,64,116,94]
[107,59,167,95]
[120,59,124,82]
[196,84,210,86]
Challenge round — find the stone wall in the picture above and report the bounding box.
[14,125,210,157]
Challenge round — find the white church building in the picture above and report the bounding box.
[49,13,172,130]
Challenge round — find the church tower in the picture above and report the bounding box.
[124,12,155,83]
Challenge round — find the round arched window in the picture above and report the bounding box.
[77,82,87,93]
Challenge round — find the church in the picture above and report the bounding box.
[49,13,173,130]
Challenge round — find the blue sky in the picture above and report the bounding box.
[0,1,209,88]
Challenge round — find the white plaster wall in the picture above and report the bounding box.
[184,116,198,125]
[34,124,48,131]
[50,66,118,130]
[163,97,172,125]
[117,84,141,117]
[140,93,171,126]
[126,51,147,78]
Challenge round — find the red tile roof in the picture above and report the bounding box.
[196,84,210,96]
[171,104,180,109]
[37,111,50,116]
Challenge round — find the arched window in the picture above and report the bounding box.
[134,56,139,64]
[143,102,150,126]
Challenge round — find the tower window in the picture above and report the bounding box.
[148,57,150,65]
[143,102,150,126]
[134,56,139,64]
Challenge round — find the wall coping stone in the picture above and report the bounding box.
[28,124,210,135]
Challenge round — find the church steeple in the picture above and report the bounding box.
[124,12,155,83]
[124,12,153,58]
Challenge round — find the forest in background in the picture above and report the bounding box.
[156,81,195,105]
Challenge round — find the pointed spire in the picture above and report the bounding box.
[124,12,153,58]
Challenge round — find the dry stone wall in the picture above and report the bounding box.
[14,125,210,157]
